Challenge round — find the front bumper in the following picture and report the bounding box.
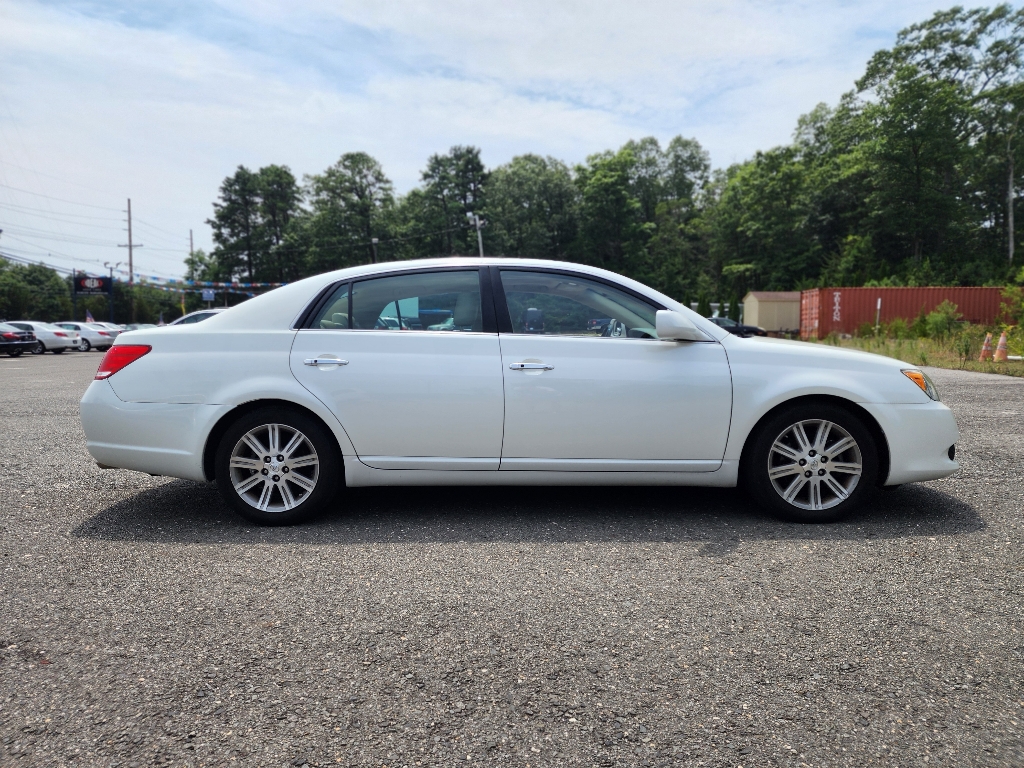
[80,379,224,481]
[861,400,960,485]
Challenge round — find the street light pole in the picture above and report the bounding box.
[467,213,484,257]
[371,237,379,264]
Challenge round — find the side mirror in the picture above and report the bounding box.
[656,310,706,341]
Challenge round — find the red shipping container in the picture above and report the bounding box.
[800,287,1005,339]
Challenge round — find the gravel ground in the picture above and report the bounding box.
[1,352,1022,768]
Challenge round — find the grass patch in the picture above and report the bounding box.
[816,335,1024,378]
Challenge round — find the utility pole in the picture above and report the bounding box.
[103,261,122,323]
[371,237,379,264]
[189,229,194,256]
[1008,112,1021,267]
[118,198,143,322]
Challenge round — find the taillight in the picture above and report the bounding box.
[54,332,67,337]
[96,331,110,336]
[1,332,18,340]
[95,345,151,380]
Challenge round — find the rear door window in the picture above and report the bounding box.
[311,270,483,332]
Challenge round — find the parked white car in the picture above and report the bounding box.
[80,258,959,526]
[7,321,77,353]
[57,321,115,351]
[92,322,123,338]
[168,308,227,326]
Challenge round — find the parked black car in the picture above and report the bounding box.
[707,316,768,337]
[0,322,37,356]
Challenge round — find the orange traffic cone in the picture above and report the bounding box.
[979,332,993,361]
[994,331,1010,362]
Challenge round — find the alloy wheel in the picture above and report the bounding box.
[767,419,862,511]
[228,423,320,513]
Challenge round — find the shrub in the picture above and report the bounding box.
[910,307,929,337]
[856,321,876,338]
[925,300,961,339]
[886,317,910,339]
[951,328,975,369]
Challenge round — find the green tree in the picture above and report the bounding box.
[0,262,71,321]
[484,154,578,258]
[304,152,394,271]
[420,146,488,255]
[573,148,650,274]
[207,166,263,282]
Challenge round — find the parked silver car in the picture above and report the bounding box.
[7,321,78,353]
[56,321,115,351]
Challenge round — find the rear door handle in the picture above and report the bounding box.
[304,357,349,367]
[509,362,554,371]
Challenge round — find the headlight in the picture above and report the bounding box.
[902,369,940,401]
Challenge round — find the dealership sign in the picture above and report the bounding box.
[74,275,112,295]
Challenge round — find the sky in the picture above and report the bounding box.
[0,0,963,280]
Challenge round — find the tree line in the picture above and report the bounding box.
[191,7,1024,309]
[6,5,1024,325]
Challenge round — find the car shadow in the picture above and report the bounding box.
[71,479,984,552]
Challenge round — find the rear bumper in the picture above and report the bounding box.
[80,379,223,481]
[861,401,960,485]
[1,340,36,353]
[44,337,75,350]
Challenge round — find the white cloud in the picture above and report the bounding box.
[0,0,955,277]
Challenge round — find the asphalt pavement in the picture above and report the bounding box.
[1,352,1022,768]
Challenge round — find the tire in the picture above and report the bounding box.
[8,348,23,357]
[32,342,46,355]
[741,401,879,523]
[52,348,65,355]
[215,407,341,525]
[80,339,91,352]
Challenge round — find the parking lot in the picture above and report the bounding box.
[1,352,1022,768]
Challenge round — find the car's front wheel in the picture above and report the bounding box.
[215,408,340,525]
[742,402,879,523]
[80,339,91,352]
[32,342,46,355]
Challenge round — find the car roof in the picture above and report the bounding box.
[122,257,731,342]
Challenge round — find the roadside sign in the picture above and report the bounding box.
[201,289,215,302]
[74,275,112,295]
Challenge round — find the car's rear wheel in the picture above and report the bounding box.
[742,402,878,523]
[8,348,23,357]
[80,339,91,352]
[215,408,340,525]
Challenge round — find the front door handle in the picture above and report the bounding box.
[304,357,349,367]
[509,362,554,371]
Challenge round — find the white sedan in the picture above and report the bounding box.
[80,258,959,525]
[57,321,115,351]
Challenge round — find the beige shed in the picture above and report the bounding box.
[743,291,801,333]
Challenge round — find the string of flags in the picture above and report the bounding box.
[117,268,286,289]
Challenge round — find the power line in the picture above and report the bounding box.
[133,216,189,240]
[0,201,123,222]
[0,182,123,211]
[0,223,121,247]
[0,159,128,199]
